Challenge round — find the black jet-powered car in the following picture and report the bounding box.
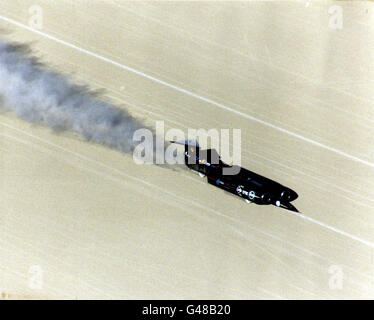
[171,140,299,212]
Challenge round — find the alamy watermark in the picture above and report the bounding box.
[28,265,44,290]
[328,265,343,290]
[132,121,241,175]
[28,5,43,30]
[328,5,343,30]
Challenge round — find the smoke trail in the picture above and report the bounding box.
[0,38,155,155]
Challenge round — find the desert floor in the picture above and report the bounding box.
[0,0,374,299]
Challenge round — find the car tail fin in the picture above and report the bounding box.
[170,139,199,148]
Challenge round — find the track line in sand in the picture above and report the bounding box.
[1,15,374,169]
[286,210,374,249]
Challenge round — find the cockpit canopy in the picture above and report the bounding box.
[197,148,221,165]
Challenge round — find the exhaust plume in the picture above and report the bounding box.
[0,38,155,155]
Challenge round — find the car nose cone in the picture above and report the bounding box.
[280,189,298,202]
